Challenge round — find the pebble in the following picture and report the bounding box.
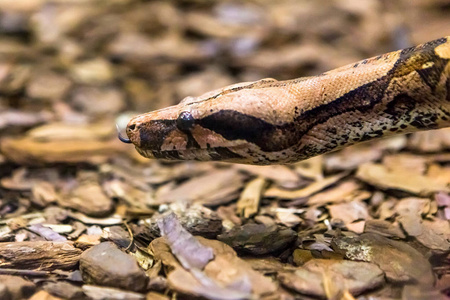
[79,242,148,292]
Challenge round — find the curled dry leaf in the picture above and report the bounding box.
[382,154,428,175]
[31,181,58,208]
[293,156,324,181]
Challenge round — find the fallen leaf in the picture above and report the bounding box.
[264,172,348,199]
[328,201,370,225]
[356,163,449,196]
[278,259,384,298]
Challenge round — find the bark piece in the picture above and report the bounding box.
[0,241,81,271]
[82,285,145,300]
[142,203,223,240]
[61,181,114,217]
[395,197,450,251]
[43,281,84,300]
[333,233,434,284]
[151,214,277,299]
[236,177,266,218]
[218,223,297,255]
[31,181,58,207]
[80,242,148,292]
[364,219,406,239]
[279,259,384,298]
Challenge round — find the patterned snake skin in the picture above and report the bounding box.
[122,37,450,165]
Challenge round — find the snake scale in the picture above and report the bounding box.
[120,36,450,165]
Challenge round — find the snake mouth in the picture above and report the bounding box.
[135,145,245,162]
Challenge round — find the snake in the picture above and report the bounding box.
[119,36,450,165]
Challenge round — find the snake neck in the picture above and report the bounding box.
[287,37,450,160]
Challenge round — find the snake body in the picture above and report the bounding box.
[124,36,450,165]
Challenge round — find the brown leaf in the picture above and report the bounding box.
[328,201,370,225]
[155,169,245,206]
[308,180,363,206]
[356,163,450,196]
[278,259,384,298]
[264,172,348,199]
[235,165,301,188]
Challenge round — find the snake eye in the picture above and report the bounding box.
[176,111,195,132]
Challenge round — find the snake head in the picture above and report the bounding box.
[124,78,300,164]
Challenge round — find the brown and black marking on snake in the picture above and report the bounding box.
[124,36,450,164]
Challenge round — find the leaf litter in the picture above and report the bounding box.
[0,0,449,299]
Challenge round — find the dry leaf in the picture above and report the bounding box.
[356,163,449,196]
[264,172,348,199]
[278,259,384,298]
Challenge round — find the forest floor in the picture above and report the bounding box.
[0,0,449,299]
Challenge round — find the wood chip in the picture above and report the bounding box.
[0,241,81,271]
[236,177,266,218]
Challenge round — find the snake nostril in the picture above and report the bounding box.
[129,124,136,131]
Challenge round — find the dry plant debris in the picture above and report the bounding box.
[0,0,449,299]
